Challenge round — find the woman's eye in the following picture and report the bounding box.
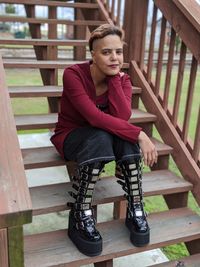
[102,51,110,55]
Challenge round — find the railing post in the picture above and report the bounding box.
[0,229,9,267]
[8,226,24,267]
[123,0,148,69]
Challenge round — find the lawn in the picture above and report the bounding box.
[5,67,200,260]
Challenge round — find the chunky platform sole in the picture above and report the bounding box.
[68,227,102,256]
[68,213,102,256]
[125,218,150,247]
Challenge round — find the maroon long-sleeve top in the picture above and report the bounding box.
[50,61,142,158]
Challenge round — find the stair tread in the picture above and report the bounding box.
[15,109,156,130]
[151,253,200,266]
[0,0,99,8]
[0,15,104,26]
[0,38,89,46]
[8,85,142,97]
[30,170,193,215]
[24,207,200,267]
[3,59,129,69]
[22,137,173,169]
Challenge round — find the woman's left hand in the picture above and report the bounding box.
[138,131,158,167]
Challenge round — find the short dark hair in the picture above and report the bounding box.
[89,24,123,51]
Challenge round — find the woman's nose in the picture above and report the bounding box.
[110,51,117,60]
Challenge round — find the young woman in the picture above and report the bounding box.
[51,24,157,256]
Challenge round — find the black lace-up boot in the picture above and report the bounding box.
[67,162,105,256]
[116,158,150,247]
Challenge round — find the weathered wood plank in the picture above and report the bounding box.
[0,38,88,46]
[22,138,173,169]
[8,226,24,267]
[0,55,32,228]
[0,229,9,267]
[8,85,141,98]
[24,208,200,267]
[14,109,156,130]
[3,59,129,70]
[29,170,192,216]
[0,16,104,26]
[0,0,99,9]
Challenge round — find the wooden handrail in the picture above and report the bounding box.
[173,0,200,33]
[0,54,32,229]
[154,0,200,63]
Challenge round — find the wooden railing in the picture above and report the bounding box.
[101,0,123,26]
[145,0,200,168]
[0,54,32,266]
[101,0,200,203]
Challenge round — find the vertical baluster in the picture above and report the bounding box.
[106,0,110,12]
[139,0,148,70]
[193,108,200,163]
[163,28,176,111]
[182,56,198,143]
[116,0,121,26]
[111,0,115,21]
[147,4,157,83]
[172,41,187,127]
[154,15,166,97]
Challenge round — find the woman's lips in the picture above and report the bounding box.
[108,64,119,69]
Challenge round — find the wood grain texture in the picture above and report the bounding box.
[3,59,129,69]
[8,85,141,98]
[24,208,200,267]
[0,16,104,25]
[29,170,192,216]
[14,109,156,130]
[8,226,24,267]
[0,229,9,267]
[0,0,99,8]
[21,137,173,170]
[0,38,88,46]
[0,55,32,228]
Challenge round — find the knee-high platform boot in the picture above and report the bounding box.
[67,162,104,256]
[116,158,150,247]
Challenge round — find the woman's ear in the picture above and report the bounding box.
[91,50,96,63]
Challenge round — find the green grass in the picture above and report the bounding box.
[5,67,200,261]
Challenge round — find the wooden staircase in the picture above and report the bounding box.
[0,0,200,266]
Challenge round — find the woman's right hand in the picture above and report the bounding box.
[138,131,158,167]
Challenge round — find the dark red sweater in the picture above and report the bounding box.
[50,61,142,158]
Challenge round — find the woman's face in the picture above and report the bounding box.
[91,34,124,77]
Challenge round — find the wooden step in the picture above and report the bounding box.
[9,85,142,98]
[30,170,193,216]
[0,0,99,9]
[15,109,156,130]
[24,207,200,267]
[0,16,104,26]
[0,38,88,46]
[151,253,200,266]
[22,137,173,169]
[3,59,129,69]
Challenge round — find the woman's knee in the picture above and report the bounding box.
[87,128,113,145]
